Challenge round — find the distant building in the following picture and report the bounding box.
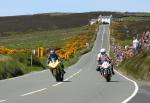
[98,15,112,24]
[89,19,98,25]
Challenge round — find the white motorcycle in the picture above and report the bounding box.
[100,61,112,82]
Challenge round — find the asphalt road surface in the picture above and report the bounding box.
[0,24,138,103]
[129,81,150,103]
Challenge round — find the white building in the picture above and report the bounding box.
[98,15,112,24]
[89,19,98,25]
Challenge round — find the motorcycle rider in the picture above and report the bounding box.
[47,50,65,73]
[97,48,115,75]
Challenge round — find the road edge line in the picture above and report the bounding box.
[108,25,139,103]
[115,70,139,103]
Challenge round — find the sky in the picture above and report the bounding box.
[0,0,150,16]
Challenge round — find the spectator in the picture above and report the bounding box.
[146,32,150,52]
[142,32,146,47]
[111,30,150,66]
[142,31,150,52]
[125,45,129,50]
[132,37,139,54]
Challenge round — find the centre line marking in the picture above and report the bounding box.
[52,82,63,87]
[20,69,82,96]
[101,25,105,48]
[21,88,47,97]
[52,69,82,87]
[0,100,6,103]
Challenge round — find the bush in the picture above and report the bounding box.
[11,53,44,67]
[0,54,26,79]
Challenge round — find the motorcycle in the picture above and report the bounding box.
[100,61,112,82]
[47,58,64,82]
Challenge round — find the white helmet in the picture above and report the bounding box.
[100,48,106,53]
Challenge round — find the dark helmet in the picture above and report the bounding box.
[50,50,55,54]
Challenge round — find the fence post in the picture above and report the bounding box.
[31,53,32,66]
[31,49,35,66]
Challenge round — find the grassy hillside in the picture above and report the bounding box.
[127,21,150,35]
[0,54,26,80]
[119,52,150,80]
[111,19,150,80]
[0,12,99,34]
[1,11,150,79]
[111,20,150,47]
[0,23,98,80]
[123,16,150,21]
[0,11,120,80]
[0,11,126,35]
[0,26,86,49]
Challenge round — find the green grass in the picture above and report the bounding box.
[0,54,45,80]
[0,54,26,80]
[10,53,44,66]
[42,24,98,68]
[109,50,116,64]
[111,20,150,80]
[0,24,98,80]
[25,66,45,73]
[119,52,150,80]
[0,26,87,49]
[115,38,132,47]
[123,16,150,21]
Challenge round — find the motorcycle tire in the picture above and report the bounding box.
[106,75,111,82]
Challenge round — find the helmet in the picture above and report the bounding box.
[100,48,106,53]
[50,50,55,54]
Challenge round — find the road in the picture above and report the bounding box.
[129,81,150,103]
[0,24,138,103]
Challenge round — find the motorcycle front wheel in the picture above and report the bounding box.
[105,75,111,82]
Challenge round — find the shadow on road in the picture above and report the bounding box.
[109,80,120,82]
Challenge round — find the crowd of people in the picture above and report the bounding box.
[141,31,150,51]
[111,31,150,66]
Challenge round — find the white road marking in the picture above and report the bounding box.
[106,25,139,103]
[115,70,139,103]
[0,100,6,103]
[0,25,139,102]
[66,69,82,80]
[52,69,82,87]
[101,26,105,48]
[21,88,47,97]
[108,26,111,51]
[20,69,82,96]
[52,82,63,87]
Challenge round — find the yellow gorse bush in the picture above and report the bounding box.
[0,47,31,54]
[0,24,97,60]
[56,31,94,60]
